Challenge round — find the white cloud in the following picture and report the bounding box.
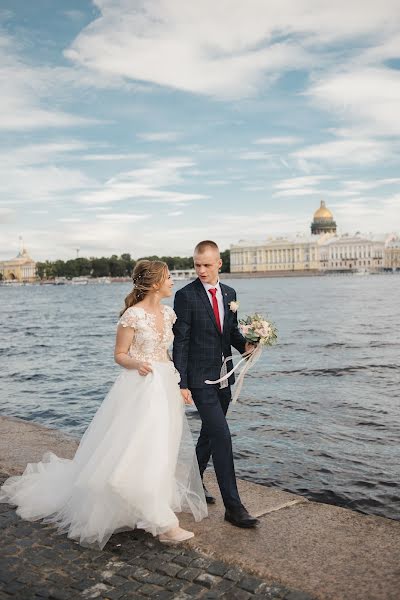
[341,178,400,193]
[78,157,208,205]
[382,193,400,212]
[83,206,108,211]
[0,207,14,223]
[0,204,306,261]
[137,132,180,142]
[96,213,150,223]
[204,180,230,186]
[243,185,267,192]
[0,28,136,133]
[115,209,309,258]
[65,0,400,99]
[0,96,96,132]
[1,165,94,203]
[273,174,335,198]
[275,175,333,190]
[355,34,400,66]
[307,67,400,136]
[329,197,398,232]
[292,137,392,166]
[275,187,321,197]
[0,32,100,132]
[254,136,302,145]
[0,140,96,205]
[58,218,82,223]
[0,141,90,167]
[64,1,317,99]
[81,153,149,161]
[239,151,271,161]
[0,215,149,261]
[0,141,207,211]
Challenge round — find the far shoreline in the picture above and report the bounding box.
[1,269,399,286]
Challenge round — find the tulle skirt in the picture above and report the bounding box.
[0,362,207,549]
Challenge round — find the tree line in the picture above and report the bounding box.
[36,250,230,279]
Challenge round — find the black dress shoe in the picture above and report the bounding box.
[203,484,216,505]
[224,505,259,528]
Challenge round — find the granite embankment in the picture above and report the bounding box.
[1,416,399,600]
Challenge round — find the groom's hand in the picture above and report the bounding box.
[181,388,194,406]
[245,342,257,354]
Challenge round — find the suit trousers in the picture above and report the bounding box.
[190,386,242,510]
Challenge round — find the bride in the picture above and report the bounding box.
[0,260,207,548]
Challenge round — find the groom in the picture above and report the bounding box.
[173,240,259,528]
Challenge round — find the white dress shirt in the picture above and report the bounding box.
[201,279,225,331]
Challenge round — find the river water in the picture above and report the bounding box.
[1,275,399,520]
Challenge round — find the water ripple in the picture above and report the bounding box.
[1,275,399,521]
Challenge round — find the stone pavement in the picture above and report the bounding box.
[0,474,312,600]
[1,416,400,600]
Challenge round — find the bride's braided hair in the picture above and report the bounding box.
[120,259,168,316]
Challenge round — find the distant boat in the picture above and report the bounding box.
[71,277,88,285]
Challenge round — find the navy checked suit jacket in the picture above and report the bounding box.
[172,278,246,389]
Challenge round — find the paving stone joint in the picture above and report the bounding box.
[0,474,316,600]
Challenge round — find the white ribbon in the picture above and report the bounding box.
[205,344,263,403]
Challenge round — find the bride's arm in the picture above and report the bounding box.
[114,325,152,375]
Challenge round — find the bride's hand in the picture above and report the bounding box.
[137,361,153,376]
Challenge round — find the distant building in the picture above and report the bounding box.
[384,237,400,271]
[311,201,337,235]
[170,269,196,280]
[319,234,385,271]
[0,247,37,282]
[230,234,328,273]
[230,202,394,274]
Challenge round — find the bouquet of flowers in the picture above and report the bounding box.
[239,313,277,347]
[205,310,277,403]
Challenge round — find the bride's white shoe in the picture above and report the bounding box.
[159,526,194,544]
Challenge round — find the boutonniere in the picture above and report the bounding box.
[229,300,239,313]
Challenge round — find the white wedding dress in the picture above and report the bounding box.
[0,305,207,549]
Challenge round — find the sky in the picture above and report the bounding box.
[1,0,400,261]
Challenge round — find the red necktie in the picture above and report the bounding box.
[208,288,222,332]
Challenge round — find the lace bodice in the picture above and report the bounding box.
[118,305,176,363]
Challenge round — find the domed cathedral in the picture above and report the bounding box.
[311,201,337,235]
[230,199,391,274]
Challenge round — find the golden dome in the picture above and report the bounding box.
[313,201,333,220]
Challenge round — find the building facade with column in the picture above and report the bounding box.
[230,201,392,274]
[230,234,329,273]
[0,247,37,282]
[384,237,400,270]
[319,234,385,271]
